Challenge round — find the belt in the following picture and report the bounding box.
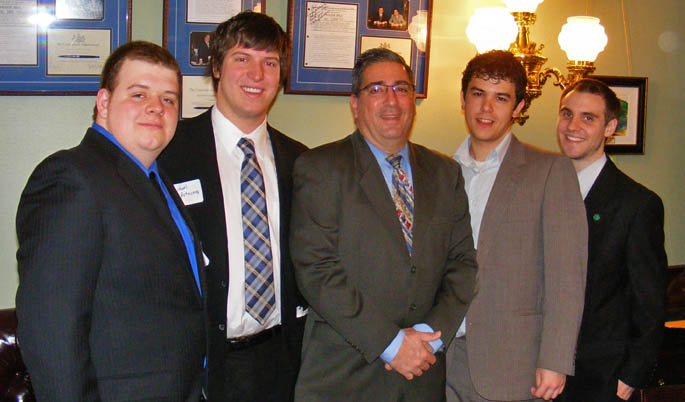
[226,325,281,350]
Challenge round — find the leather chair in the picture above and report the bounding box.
[640,267,685,402]
[0,308,34,401]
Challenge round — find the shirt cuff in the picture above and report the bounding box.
[380,329,405,363]
[413,323,443,353]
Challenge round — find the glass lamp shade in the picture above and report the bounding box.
[408,10,428,52]
[466,8,518,53]
[501,0,544,12]
[558,16,608,62]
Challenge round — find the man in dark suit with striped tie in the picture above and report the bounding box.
[159,11,308,402]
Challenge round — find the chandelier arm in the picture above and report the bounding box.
[539,67,568,90]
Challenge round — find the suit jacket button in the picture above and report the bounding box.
[220,280,227,288]
[410,266,417,273]
[218,324,225,331]
[409,303,416,311]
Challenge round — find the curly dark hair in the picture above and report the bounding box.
[461,50,527,105]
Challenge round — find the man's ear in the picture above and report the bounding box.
[460,90,466,112]
[212,61,221,80]
[350,94,359,119]
[512,98,526,118]
[95,88,110,121]
[604,118,619,138]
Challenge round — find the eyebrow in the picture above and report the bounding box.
[559,106,600,119]
[364,80,411,86]
[230,51,280,61]
[126,84,179,96]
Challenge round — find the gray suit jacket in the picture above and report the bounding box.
[291,131,477,402]
[465,136,588,400]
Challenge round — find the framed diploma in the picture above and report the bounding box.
[164,0,266,117]
[0,0,131,95]
[286,0,433,98]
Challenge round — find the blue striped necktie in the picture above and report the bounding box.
[386,154,414,255]
[238,138,275,324]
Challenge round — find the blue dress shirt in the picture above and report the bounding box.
[92,123,201,294]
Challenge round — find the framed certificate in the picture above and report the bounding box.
[286,0,433,98]
[0,0,131,95]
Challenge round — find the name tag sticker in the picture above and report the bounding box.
[174,179,204,206]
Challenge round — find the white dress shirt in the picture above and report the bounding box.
[212,106,282,337]
[452,132,513,337]
[577,153,607,200]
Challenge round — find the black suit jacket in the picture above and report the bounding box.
[158,109,308,399]
[568,159,667,397]
[16,129,206,401]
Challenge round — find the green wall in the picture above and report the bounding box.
[1,0,682,307]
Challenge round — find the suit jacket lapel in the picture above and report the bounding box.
[161,170,205,301]
[352,132,409,258]
[584,158,618,225]
[409,143,436,260]
[85,130,200,296]
[478,136,526,256]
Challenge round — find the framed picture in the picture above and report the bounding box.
[591,75,648,155]
[286,0,432,98]
[164,0,265,118]
[0,0,131,95]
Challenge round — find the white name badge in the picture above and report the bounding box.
[174,179,204,206]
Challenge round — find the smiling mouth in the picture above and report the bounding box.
[476,118,493,124]
[242,86,263,94]
[564,134,584,142]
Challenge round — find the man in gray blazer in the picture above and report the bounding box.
[445,50,588,402]
[291,48,478,402]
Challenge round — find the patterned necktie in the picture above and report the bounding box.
[386,154,414,255]
[238,138,275,324]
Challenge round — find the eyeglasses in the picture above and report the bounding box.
[359,82,414,97]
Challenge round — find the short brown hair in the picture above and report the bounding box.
[209,11,289,91]
[561,78,621,125]
[93,41,181,120]
[351,48,414,95]
[461,50,527,105]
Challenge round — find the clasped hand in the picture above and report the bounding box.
[384,328,441,380]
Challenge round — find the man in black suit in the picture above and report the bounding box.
[16,41,206,401]
[159,11,308,402]
[556,78,667,401]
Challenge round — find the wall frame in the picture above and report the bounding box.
[591,75,648,155]
[0,0,131,95]
[285,0,433,98]
[164,0,265,118]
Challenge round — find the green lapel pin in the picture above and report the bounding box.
[593,213,600,222]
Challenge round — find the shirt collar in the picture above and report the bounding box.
[211,106,268,151]
[454,132,512,172]
[365,138,411,170]
[577,153,607,200]
[91,122,158,176]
